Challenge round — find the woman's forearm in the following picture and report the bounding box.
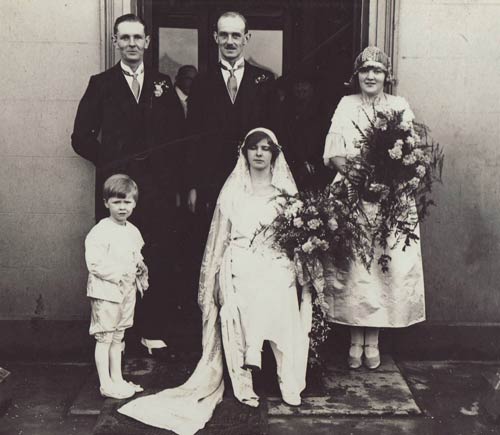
[330,156,347,173]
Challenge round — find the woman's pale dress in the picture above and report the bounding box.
[323,93,426,328]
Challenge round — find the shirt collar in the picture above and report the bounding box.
[120,61,144,76]
[220,56,245,71]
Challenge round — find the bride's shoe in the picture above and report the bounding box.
[348,343,364,369]
[243,347,262,371]
[281,391,301,407]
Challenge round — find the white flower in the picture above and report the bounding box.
[408,177,420,188]
[399,121,412,131]
[416,165,426,177]
[413,134,421,144]
[402,152,417,166]
[293,217,304,228]
[369,183,388,193]
[406,136,416,147]
[328,217,338,231]
[413,148,425,159]
[302,240,314,254]
[388,142,403,160]
[306,206,318,214]
[307,219,321,230]
[154,84,163,97]
[288,200,304,217]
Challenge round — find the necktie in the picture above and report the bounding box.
[122,69,141,102]
[220,63,243,104]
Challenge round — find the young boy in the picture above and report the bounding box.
[85,174,148,399]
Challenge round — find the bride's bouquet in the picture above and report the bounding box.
[341,106,444,271]
[262,189,369,362]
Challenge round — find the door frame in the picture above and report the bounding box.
[101,0,398,85]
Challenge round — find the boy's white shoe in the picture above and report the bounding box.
[99,383,135,400]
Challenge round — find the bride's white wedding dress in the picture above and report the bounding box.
[118,128,312,435]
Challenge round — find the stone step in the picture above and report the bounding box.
[268,355,421,416]
[67,355,421,433]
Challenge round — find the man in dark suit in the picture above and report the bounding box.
[186,11,276,213]
[72,14,180,354]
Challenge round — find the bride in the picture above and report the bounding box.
[119,127,312,435]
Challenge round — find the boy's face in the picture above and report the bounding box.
[104,193,136,225]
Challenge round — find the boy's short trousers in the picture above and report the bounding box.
[89,281,136,343]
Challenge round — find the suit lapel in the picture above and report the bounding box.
[111,63,137,106]
[234,61,254,106]
[139,66,153,107]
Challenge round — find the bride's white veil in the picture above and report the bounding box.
[119,128,306,435]
[218,127,297,220]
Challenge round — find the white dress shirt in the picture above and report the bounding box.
[121,61,145,101]
[220,57,245,97]
[175,85,188,118]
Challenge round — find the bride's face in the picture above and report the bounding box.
[246,138,273,171]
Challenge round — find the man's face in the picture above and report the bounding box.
[214,16,249,63]
[113,21,150,66]
[176,68,198,95]
[293,81,314,102]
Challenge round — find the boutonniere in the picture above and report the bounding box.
[254,74,269,85]
[153,80,169,97]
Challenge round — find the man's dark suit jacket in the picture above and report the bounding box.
[72,63,186,339]
[186,61,276,200]
[71,62,182,218]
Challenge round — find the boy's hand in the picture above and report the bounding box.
[136,260,149,297]
[136,260,148,276]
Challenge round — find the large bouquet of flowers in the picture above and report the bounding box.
[262,189,369,362]
[340,105,444,271]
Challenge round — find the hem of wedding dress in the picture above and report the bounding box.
[328,316,426,328]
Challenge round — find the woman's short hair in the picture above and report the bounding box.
[103,174,139,201]
[241,131,281,164]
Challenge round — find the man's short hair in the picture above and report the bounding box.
[113,13,148,36]
[103,174,139,201]
[216,11,248,34]
[176,65,198,78]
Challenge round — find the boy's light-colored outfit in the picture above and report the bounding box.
[85,218,145,342]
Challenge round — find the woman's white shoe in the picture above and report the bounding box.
[348,343,364,369]
[363,344,381,369]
